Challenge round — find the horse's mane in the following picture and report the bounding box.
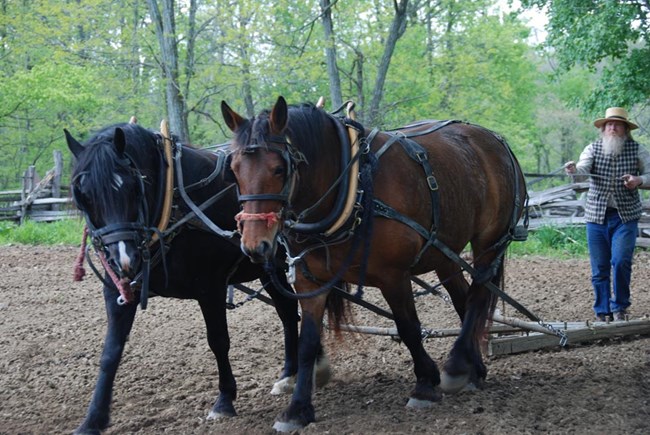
[238,103,331,163]
[73,123,159,221]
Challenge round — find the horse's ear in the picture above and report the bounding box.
[221,100,246,133]
[113,127,127,156]
[64,129,85,158]
[269,96,288,133]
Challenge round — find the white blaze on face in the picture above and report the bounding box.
[118,241,132,272]
[112,173,123,190]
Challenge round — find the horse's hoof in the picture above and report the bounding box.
[440,370,469,394]
[271,375,296,395]
[273,419,305,432]
[314,354,332,388]
[406,397,435,409]
[462,382,479,392]
[207,408,237,420]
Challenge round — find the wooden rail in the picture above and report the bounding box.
[2,161,649,235]
[0,150,74,223]
[525,181,650,248]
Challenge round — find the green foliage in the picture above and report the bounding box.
[0,0,622,185]
[0,218,85,246]
[530,70,598,175]
[0,61,113,189]
[508,225,589,258]
[425,13,541,164]
[522,0,650,115]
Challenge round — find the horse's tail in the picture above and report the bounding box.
[325,281,351,336]
[476,256,505,346]
[489,258,505,320]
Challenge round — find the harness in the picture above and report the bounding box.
[74,126,239,310]
[248,114,538,320]
[369,120,453,266]
[233,109,567,342]
[365,121,536,322]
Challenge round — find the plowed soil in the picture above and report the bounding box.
[1,245,649,434]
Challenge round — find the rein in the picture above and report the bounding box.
[262,146,379,300]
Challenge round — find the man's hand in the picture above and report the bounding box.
[622,174,643,189]
[564,161,577,175]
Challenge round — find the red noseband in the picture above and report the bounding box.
[235,211,281,233]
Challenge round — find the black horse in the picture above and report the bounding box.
[65,122,335,434]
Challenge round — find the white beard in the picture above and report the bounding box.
[602,134,625,156]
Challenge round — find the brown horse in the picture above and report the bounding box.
[221,96,527,431]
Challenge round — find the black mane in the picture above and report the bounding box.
[236,103,331,163]
[72,123,160,225]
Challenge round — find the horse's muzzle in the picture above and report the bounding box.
[105,241,141,280]
[241,239,276,264]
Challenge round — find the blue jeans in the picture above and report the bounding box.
[586,209,637,315]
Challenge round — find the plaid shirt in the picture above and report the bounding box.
[576,139,644,224]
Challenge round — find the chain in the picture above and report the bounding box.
[225,285,266,310]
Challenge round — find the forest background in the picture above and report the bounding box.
[1,0,650,190]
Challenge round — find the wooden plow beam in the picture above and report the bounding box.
[487,316,650,356]
[334,314,650,357]
[230,282,650,357]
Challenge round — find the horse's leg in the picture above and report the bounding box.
[75,284,137,435]
[261,273,300,395]
[198,291,238,419]
[440,260,499,394]
[263,273,332,396]
[381,275,442,407]
[272,290,328,432]
[435,261,469,323]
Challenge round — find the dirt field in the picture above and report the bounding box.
[1,245,649,434]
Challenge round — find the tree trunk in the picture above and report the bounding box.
[320,0,342,110]
[368,0,409,126]
[183,0,197,103]
[147,0,190,143]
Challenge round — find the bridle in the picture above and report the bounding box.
[235,135,303,204]
[74,130,243,309]
[73,138,169,310]
[232,110,376,301]
[234,135,304,231]
[234,112,355,236]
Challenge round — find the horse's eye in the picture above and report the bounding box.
[73,186,90,209]
[274,166,286,177]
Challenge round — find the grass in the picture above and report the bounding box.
[0,217,86,246]
[507,225,589,258]
[0,219,591,260]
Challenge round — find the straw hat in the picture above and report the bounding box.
[593,107,638,130]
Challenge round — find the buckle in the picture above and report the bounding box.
[427,175,438,191]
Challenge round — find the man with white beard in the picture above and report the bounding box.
[565,107,650,322]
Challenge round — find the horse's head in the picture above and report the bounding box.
[66,124,162,281]
[221,96,303,263]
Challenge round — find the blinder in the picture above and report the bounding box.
[223,152,236,183]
